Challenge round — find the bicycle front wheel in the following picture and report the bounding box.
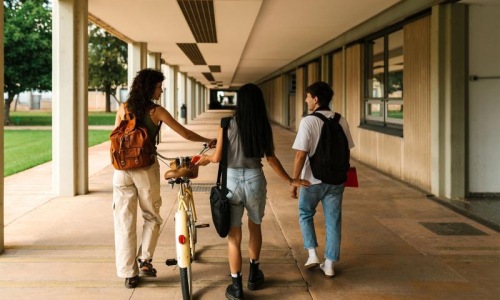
[188,213,197,260]
[180,265,192,300]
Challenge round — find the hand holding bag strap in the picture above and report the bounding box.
[216,117,231,188]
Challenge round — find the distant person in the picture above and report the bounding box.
[197,83,309,299]
[290,81,354,278]
[112,68,216,289]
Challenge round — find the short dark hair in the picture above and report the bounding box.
[306,81,334,108]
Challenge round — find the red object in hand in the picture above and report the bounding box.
[191,155,201,164]
[345,167,359,187]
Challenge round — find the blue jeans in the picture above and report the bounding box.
[298,183,344,261]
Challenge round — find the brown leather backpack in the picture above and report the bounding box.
[110,104,160,170]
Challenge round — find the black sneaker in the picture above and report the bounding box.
[125,275,139,289]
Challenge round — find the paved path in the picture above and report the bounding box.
[1,110,499,299]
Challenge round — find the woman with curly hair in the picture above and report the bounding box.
[112,68,216,289]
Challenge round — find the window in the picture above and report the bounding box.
[364,28,404,131]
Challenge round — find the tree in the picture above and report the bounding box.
[4,0,52,125]
[88,24,127,112]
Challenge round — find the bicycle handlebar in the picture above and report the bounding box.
[160,143,210,182]
[157,143,209,162]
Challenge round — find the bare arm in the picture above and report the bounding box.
[196,126,224,166]
[151,106,215,144]
[114,104,125,127]
[290,150,308,198]
[266,154,310,187]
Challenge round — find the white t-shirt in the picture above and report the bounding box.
[292,110,355,185]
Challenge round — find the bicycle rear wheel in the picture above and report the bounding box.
[180,265,192,300]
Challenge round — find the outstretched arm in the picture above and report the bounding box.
[196,126,224,166]
[290,150,308,198]
[152,106,216,145]
[266,154,310,187]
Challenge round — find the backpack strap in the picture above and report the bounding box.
[309,111,341,123]
[332,112,341,123]
[123,103,134,121]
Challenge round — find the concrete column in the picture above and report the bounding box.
[127,42,147,88]
[178,72,186,122]
[52,0,89,196]
[194,82,205,117]
[190,78,196,119]
[172,66,179,119]
[147,52,161,70]
[0,3,5,253]
[192,82,197,118]
[186,78,194,123]
[431,3,467,199]
[193,85,202,118]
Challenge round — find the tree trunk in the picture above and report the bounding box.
[13,94,19,111]
[105,84,111,112]
[4,94,15,125]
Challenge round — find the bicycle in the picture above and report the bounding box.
[159,144,210,300]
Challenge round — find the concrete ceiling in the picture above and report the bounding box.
[89,0,401,89]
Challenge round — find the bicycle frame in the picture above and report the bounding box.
[175,182,196,268]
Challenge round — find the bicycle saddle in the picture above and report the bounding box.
[164,167,193,180]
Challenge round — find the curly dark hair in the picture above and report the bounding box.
[127,68,165,118]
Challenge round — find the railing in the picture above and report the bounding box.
[469,75,500,81]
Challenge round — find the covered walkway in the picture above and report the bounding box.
[1,111,499,299]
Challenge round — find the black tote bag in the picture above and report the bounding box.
[210,117,231,238]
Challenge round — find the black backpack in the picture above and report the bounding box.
[308,112,350,185]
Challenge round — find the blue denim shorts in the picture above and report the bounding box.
[226,168,267,226]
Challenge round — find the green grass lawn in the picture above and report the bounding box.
[8,111,116,126]
[4,130,111,176]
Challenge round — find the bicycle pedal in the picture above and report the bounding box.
[196,223,210,228]
[165,258,177,266]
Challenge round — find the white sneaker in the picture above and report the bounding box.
[304,256,320,269]
[320,262,335,277]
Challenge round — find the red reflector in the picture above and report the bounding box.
[178,235,186,244]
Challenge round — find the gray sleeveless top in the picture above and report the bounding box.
[227,117,263,169]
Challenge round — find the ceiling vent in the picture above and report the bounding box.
[209,65,221,72]
[177,43,207,65]
[202,72,215,81]
[177,0,217,43]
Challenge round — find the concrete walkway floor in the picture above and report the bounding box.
[1,110,499,300]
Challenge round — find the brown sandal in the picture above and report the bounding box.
[138,259,157,277]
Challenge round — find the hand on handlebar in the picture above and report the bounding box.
[207,139,217,149]
[194,154,211,166]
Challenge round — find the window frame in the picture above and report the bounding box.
[362,26,404,135]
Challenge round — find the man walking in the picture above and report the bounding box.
[290,81,354,277]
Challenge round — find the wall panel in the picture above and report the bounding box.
[295,67,306,132]
[333,51,344,115]
[345,45,362,159]
[378,134,403,177]
[402,16,431,190]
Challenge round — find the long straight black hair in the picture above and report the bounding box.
[127,68,165,118]
[234,83,275,158]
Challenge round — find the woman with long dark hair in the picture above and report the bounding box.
[113,68,215,289]
[197,83,309,300]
